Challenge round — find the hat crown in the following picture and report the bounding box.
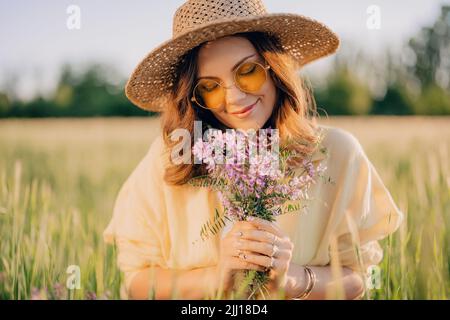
[173,0,268,37]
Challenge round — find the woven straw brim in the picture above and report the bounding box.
[126,13,340,112]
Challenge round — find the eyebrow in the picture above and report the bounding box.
[198,53,257,80]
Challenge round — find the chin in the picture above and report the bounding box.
[228,118,268,131]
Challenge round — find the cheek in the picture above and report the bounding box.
[259,79,277,111]
[207,79,277,128]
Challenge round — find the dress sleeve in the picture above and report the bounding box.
[328,131,404,273]
[103,135,168,295]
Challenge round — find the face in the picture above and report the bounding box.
[196,36,277,130]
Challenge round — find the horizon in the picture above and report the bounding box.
[1,0,449,100]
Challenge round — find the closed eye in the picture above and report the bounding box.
[199,82,219,92]
[238,63,257,76]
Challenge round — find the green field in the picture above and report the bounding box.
[0,117,449,300]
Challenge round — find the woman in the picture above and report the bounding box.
[103,0,404,300]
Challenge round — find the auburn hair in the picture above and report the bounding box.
[161,32,321,186]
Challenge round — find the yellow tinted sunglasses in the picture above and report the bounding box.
[191,61,271,110]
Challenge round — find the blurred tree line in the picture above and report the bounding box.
[315,5,450,116]
[0,5,449,118]
[0,64,153,118]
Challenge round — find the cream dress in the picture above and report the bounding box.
[103,124,404,298]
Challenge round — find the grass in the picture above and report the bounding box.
[0,116,449,300]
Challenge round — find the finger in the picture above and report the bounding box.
[234,239,276,257]
[246,218,294,251]
[247,217,284,238]
[227,239,291,265]
[242,253,290,274]
[232,220,258,231]
[272,248,291,260]
[238,229,278,245]
[229,257,266,272]
[237,252,273,269]
[229,221,260,237]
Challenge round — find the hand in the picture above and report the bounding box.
[235,217,294,293]
[215,220,267,294]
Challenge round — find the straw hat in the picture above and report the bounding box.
[126,0,340,112]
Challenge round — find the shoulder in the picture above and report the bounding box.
[144,133,168,168]
[147,133,166,158]
[124,133,167,188]
[319,125,363,154]
[316,124,366,164]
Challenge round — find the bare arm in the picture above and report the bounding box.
[129,220,276,300]
[285,263,366,300]
[129,265,219,300]
[128,215,365,300]
[130,263,364,300]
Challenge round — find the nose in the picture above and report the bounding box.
[223,82,247,111]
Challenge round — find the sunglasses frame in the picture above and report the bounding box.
[190,61,271,110]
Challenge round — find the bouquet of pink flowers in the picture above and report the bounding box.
[189,127,328,299]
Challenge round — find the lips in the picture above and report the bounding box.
[231,100,258,115]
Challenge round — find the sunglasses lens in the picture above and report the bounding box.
[194,79,225,109]
[192,62,268,109]
[235,62,267,92]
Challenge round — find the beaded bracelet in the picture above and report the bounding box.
[291,265,316,300]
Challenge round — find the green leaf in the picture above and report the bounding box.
[199,208,231,241]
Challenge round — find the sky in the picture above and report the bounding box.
[0,0,449,99]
